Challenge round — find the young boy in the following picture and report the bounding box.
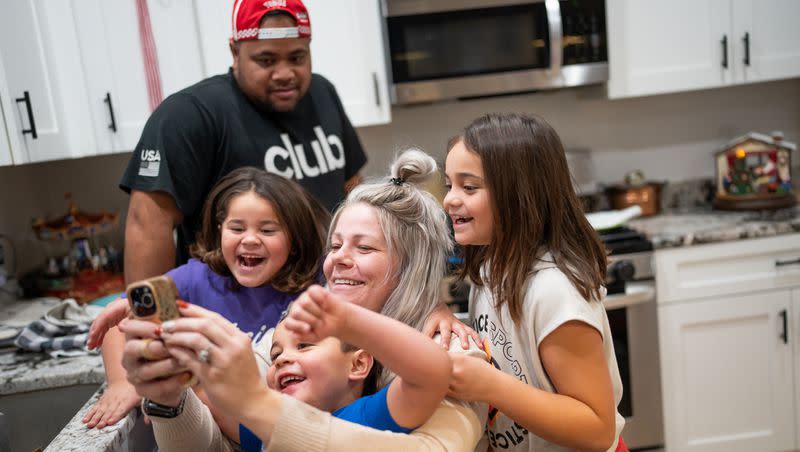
[239,285,452,451]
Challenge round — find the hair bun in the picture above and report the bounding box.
[390,148,438,186]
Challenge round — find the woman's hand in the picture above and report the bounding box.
[118,318,191,407]
[282,285,349,342]
[158,303,269,418]
[447,352,495,402]
[87,297,130,350]
[422,303,482,350]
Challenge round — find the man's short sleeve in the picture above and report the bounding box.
[119,93,216,217]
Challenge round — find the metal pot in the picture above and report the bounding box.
[605,182,664,216]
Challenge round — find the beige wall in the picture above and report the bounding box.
[1,78,799,275]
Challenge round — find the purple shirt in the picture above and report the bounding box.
[166,259,297,344]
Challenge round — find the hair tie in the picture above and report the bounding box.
[389,177,404,186]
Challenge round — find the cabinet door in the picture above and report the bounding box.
[0,56,18,166]
[303,0,391,126]
[0,0,95,163]
[732,0,800,84]
[607,0,733,98]
[794,289,800,451]
[147,0,206,97]
[193,0,391,127]
[658,291,795,452]
[72,0,151,154]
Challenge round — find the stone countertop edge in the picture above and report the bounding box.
[45,383,139,452]
[0,354,105,396]
[627,208,800,249]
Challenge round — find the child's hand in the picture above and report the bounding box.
[87,297,130,350]
[284,285,349,342]
[447,352,495,402]
[422,303,482,350]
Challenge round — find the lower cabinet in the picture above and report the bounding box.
[655,234,800,452]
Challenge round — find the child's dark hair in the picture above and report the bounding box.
[452,113,607,324]
[190,167,330,293]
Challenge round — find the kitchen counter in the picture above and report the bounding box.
[45,385,151,452]
[0,351,103,395]
[628,206,800,249]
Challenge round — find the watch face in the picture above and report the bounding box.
[129,286,158,318]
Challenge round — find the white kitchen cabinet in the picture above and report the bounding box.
[733,0,800,85]
[794,289,800,448]
[0,0,96,163]
[0,57,16,167]
[72,0,205,155]
[655,234,800,452]
[607,0,800,98]
[192,0,391,127]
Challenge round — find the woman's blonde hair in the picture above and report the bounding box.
[329,149,452,331]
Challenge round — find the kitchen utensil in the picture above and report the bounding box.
[605,181,664,216]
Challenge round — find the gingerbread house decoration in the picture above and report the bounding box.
[714,131,796,211]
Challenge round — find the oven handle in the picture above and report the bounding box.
[603,281,656,311]
[545,0,563,78]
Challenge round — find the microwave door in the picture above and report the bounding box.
[386,1,564,104]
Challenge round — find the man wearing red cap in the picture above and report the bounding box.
[85,0,367,429]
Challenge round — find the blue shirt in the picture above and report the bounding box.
[239,384,410,452]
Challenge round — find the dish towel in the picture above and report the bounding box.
[13,299,102,354]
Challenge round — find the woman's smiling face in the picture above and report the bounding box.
[322,203,398,313]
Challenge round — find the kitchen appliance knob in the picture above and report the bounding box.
[610,260,635,282]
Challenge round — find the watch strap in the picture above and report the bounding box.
[141,391,187,419]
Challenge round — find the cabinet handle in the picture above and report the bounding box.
[372,72,381,107]
[779,309,788,344]
[104,92,118,133]
[14,91,37,139]
[721,35,728,69]
[775,257,800,267]
[742,32,750,66]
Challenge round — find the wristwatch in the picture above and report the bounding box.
[141,391,187,419]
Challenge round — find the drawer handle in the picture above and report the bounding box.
[775,258,800,267]
[779,309,788,344]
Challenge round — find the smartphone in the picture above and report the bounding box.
[126,275,180,323]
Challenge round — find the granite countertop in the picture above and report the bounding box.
[45,384,141,452]
[628,206,800,249]
[0,351,104,395]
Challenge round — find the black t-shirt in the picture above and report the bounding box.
[120,71,367,265]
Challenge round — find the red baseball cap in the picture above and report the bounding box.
[232,0,311,42]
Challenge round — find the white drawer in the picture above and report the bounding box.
[655,233,800,304]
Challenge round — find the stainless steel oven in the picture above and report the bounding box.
[604,229,664,450]
[382,0,608,104]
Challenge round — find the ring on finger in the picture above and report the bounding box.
[140,338,156,361]
[198,345,212,364]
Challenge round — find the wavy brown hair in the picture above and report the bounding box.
[189,167,329,293]
[453,113,607,324]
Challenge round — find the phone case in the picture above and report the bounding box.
[126,275,180,323]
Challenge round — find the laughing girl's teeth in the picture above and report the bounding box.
[238,255,265,267]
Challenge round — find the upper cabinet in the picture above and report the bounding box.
[303,0,391,127]
[733,0,800,84]
[72,0,205,155]
[0,1,96,164]
[607,0,800,98]
[193,0,391,127]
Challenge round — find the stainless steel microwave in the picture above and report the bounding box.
[383,0,608,105]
